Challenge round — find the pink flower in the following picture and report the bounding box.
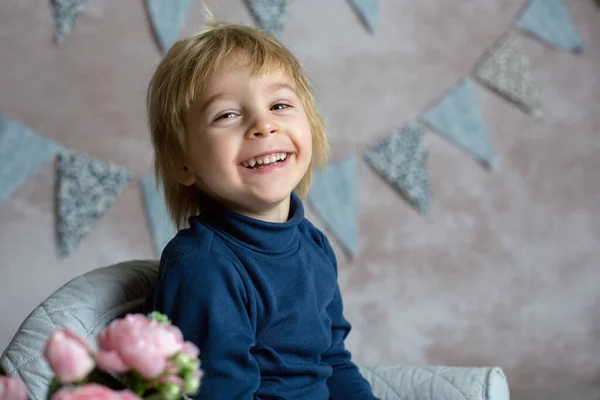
[96,314,184,379]
[0,376,29,400]
[51,383,141,400]
[182,341,199,359]
[163,361,179,376]
[44,328,95,383]
[94,351,129,374]
[159,374,184,387]
[117,392,141,400]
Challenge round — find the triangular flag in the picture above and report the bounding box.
[140,175,178,258]
[145,0,193,53]
[475,32,541,116]
[50,0,89,42]
[56,151,130,257]
[307,156,360,258]
[422,79,495,167]
[0,115,62,204]
[515,0,584,52]
[348,0,380,33]
[245,0,289,36]
[363,123,431,215]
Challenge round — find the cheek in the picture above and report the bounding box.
[305,134,313,161]
[301,121,313,158]
[197,136,241,173]
[186,138,215,178]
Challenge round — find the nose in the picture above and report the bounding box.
[246,115,279,139]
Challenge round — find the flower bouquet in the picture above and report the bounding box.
[0,312,202,400]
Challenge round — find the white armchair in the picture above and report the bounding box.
[0,260,510,400]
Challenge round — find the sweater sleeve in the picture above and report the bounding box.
[148,252,260,400]
[319,234,380,400]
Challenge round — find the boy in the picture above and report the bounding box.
[144,13,379,400]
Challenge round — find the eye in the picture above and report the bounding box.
[271,103,291,111]
[215,112,237,121]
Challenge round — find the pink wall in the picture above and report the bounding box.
[0,0,598,394]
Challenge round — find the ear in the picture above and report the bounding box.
[175,165,197,186]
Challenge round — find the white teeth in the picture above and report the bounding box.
[243,153,289,168]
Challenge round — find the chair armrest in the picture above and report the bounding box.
[359,365,509,400]
[0,260,158,400]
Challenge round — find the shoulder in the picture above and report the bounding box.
[158,223,244,286]
[298,218,337,268]
[298,217,328,248]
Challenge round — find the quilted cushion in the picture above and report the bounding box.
[360,365,509,400]
[0,260,158,400]
[0,260,509,400]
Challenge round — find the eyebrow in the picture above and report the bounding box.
[198,93,228,114]
[266,82,297,93]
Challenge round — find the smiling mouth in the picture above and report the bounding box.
[242,152,290,169]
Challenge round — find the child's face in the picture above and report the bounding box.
[181,55,313,219]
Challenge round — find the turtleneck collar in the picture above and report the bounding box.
[191,192,304,255]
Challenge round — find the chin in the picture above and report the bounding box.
[247,183,296,205]
[251,191,292,208]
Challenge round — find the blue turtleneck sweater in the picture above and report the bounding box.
[144,193,378,400]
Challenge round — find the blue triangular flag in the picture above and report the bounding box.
[0,115,62,204]
[422,79,495,167]
[515,0,584,52]
[50,0,89,42]
[308,157,360,258]
[349,0,380,32]
[363,123,431,215]
[56,151,130,257]
[145,0,193,53]
[245,0,289,36]
[140,175,178,258]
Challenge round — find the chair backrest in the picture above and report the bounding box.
[0,260,159,400]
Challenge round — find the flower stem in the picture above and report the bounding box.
[87,368,127,391]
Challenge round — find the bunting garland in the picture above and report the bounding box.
[515,0,584,52]
[55,151,130,257]
[144,0,193,53]
[308,156,360,258]
[474,32,542,116]
[140,175,177,258]
[50,0,89,42]
[0,116,62,205]
[1,0,590,258]
[42,0,587,59]
[245,0,289,36]
[363,123,431,215]
[348,0,381,33]
[422,79,496,168]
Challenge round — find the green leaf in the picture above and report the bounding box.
[143,394,167,400]
[125,369,149,396]
[147,311,171,325]
[160,383,181,400]
[46,378,62,400]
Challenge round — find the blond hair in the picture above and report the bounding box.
[147,13,329,229]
